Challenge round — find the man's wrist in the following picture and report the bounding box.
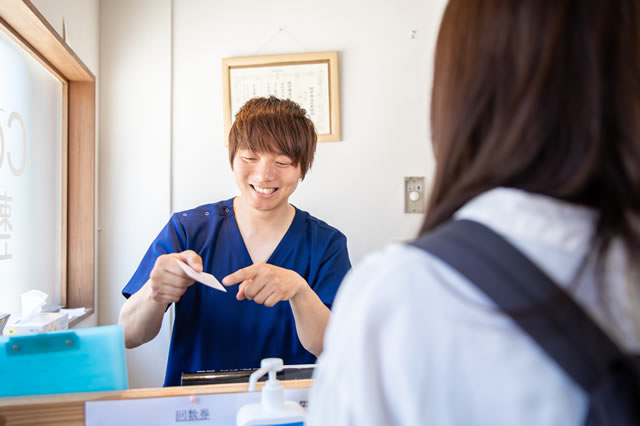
[143,280,164,306]
[291,275,310,301]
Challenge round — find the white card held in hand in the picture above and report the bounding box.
[175,258,227,292]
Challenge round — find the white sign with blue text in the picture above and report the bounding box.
[85,388,308,426]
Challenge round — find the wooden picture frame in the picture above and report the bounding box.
[222,51,341,143]
[0,0,95,325]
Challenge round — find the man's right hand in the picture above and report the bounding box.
[148,250,203,304]
[119,250,203,348]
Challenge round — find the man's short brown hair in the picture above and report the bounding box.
[228,96,317,179]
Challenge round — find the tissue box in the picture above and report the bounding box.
[4,312,68,336]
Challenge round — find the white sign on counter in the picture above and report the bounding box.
[85,388,308,426]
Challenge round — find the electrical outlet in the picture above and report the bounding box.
[405,176,425,214]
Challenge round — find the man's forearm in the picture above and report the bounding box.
[290,285,331,357]
[118,280,168,348]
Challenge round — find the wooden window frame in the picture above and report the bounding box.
[0,0,95,325]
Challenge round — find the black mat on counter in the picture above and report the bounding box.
[181,366,315,386]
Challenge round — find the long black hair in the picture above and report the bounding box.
[424,0,640,268]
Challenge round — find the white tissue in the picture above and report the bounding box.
[59,307,86,318]
[20,289,48,323]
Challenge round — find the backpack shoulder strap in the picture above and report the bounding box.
[411,219,628,394]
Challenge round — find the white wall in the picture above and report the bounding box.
[98,0,173,388]
[171,0,443,257]
[31,0,100,328]
[31,0,99,73]
[98,0,446,388]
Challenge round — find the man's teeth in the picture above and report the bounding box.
[254,186,276,194]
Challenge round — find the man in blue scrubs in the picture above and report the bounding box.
[119,97,351,386]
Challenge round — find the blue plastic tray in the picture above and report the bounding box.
[0,324,128,397]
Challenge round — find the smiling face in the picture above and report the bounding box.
[228,97,317,215]
[233,149,302,213]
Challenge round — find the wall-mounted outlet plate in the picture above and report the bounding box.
[405,176,425,214]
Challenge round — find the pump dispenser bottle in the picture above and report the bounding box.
[236,358,306,426]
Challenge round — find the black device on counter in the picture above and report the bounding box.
[181,365,316,386]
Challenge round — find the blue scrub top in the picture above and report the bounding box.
[122,198,351,386]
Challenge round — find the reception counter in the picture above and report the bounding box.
[0,379,312,426]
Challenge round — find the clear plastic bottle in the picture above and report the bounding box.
[236,358,306,426]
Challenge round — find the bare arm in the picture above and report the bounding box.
[118,279,168,348]
[288,283,330,356]
[119,250,202,349]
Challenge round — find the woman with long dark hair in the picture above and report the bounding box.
[308,0,640,424]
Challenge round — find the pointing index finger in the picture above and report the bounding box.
[222,264,259,287]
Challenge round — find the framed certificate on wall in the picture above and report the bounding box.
[222,51,341,143]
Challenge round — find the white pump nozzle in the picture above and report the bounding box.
[237,357,305,425]
[248,358,283,392]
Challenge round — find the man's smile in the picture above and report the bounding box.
[251,184,278,195]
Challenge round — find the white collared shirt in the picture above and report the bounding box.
[307,188,640,426]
